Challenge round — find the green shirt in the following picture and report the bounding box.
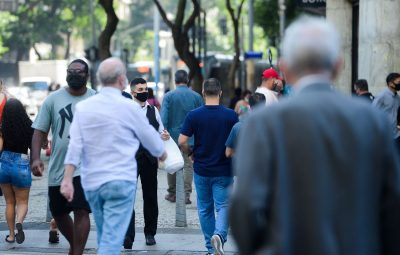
[32,87,96,186]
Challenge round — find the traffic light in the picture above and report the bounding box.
[219,17,228,35]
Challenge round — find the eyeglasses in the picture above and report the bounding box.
[67,69,86,75]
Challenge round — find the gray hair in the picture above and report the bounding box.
[96,57,126,86]
[281,16,341,75]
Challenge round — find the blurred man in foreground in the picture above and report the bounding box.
[230,16,400,255]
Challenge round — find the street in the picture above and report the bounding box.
[0,155,238,254]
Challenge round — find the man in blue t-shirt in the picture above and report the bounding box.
[179,78,238,255]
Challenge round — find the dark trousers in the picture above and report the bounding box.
[125,157,158,240]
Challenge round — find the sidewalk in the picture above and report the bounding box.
[0,227,237,254]
[0,156,238,254]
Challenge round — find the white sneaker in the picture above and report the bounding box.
[211,234,224,255]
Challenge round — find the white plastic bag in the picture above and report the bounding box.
[159,138,184,174]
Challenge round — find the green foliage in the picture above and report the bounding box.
[254,0,300,46]
[0,12,17,56]
[1,0,107,60]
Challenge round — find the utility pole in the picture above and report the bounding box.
[153,5,160,92]
[89,0,97,90]
[248,0,254,51]
[278,0,286,54]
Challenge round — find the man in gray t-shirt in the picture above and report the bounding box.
[31,59,95,255]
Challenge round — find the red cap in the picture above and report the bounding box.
[262,68,282,80]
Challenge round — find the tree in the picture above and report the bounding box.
[153,0,203,92]
[98,0,119,60]
[254,0,299,46]
[226,0,245,90]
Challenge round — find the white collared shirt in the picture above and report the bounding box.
[137,101,164,132]
[255,86,279,106]
[64,87,165,191]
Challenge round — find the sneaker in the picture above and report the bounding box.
[164,193,176,203]
[185,197,192,204]
[211,234,224,255]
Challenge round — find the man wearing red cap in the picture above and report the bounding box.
[255,67,283,106]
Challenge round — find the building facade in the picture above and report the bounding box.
[327,0,400,95]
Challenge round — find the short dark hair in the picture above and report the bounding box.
[175,70,189,84]
[69,59,89,74]
[386,73,400,85]
[354,79,368,91]
[203,78,221,96]
[249,92,266,107]
[234,87,242,97]
[130,77,147,87]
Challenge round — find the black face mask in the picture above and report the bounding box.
[66,74,87,90]
[394,83,400,91]
[135,92,149,102]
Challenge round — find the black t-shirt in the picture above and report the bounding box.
[3,127,34,154]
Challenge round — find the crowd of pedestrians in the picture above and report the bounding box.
[0,15,399,255]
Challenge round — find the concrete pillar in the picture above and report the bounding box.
[326,0,353,94]
[358,0,400,95]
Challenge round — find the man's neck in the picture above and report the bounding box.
[358,91,369,95]
[205,96,220,105]
[388,86,397,94]
[176,83,187,87]
[66,86,88,96]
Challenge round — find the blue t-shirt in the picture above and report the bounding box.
[225,121,242,149]
[181,105,238,177]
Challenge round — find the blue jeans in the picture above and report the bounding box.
[0,151,32,188]
[85,180,136,255]
[194,173,233,253]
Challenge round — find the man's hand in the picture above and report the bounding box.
[60,178,74,202]
[159,151,167,162]
[160,130,170,141]
[31,159,44,177]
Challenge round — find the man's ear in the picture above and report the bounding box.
[331,57,343,81]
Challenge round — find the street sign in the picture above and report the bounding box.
[0,0,17,11]
[244,51,263,60]
[297,0,326,8]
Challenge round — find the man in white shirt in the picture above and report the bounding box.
[60,57,167,255]
[255,67,283,106]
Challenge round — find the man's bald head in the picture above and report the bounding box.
[97,57,127,87]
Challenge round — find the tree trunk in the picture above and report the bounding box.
[226,0,245,96]
[154,0,203,93]
[64,31,71,59]
[98,0,119,60]
[172,30,203,92]
[32,44,42,60]
[227,18,240,92]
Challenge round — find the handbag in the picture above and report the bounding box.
[158,138,184,174]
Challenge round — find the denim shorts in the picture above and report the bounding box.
[0,151,32,188]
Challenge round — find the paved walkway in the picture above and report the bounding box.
[0,155,238,254]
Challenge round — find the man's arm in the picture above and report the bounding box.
[131,106,166,159]
[31,130,47,176]
[60,164,76,202]
[225,147,234,158]
[178,134,192,155]
[160,94,169,130]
